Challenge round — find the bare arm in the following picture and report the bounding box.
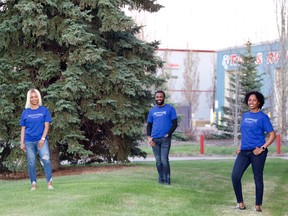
[253,131,276,155]
[262,131,276,148]
[236,144,241,155]
[38,122,50,149]
[42,122,50,139]
[21,126,26,152]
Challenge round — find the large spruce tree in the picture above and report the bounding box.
[0,0,164,172]
[217,41,263,140]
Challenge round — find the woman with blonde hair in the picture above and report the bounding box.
[20,88,54,190]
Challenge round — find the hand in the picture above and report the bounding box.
[149,140,155,147]
[253,147,263,156]
[148,137,155,147]
[38,139,45,149]
[21,143,26,152]
[236,148,241,155]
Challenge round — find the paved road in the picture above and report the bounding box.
[129,155,288,162]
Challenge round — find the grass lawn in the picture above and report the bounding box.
[0,159,287,216]
[140,142,288,157]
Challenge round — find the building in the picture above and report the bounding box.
[155,41,287,137]
[156,48,216,132]
[215,40,285,130]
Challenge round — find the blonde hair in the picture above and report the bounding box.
[25,88,43,109]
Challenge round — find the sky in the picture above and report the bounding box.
[140,0,279,50]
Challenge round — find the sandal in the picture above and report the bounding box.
[234,204,246,210]
[253,207,262,212]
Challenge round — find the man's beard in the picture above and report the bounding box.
[155,99,165,106]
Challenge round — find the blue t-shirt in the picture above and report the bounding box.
[20,106,52,142]
[147,104,177,139]
[240,111,274,150]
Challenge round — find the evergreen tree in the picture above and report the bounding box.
[0,0,164,172]
[217,41,263,139]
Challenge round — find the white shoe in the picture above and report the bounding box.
[48,185,54,190]
[30,181,37,191]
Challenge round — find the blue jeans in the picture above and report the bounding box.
[231,149,268,205]
[25,141,53,184]
[152,137,171,184]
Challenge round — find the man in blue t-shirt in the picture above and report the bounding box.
[146,90,178,185]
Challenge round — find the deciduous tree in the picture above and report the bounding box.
[182,49,200,132]
[275,0,288,142]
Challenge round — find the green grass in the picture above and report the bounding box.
[0,159,287,216]
[140,142,288,157]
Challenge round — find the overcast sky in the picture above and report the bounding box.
[140,0,279,50]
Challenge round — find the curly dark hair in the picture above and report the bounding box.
[154,90,166,98]
[244,91,265,109]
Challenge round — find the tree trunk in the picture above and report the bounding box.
[50,143,60,171]
[233,72,240,146]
